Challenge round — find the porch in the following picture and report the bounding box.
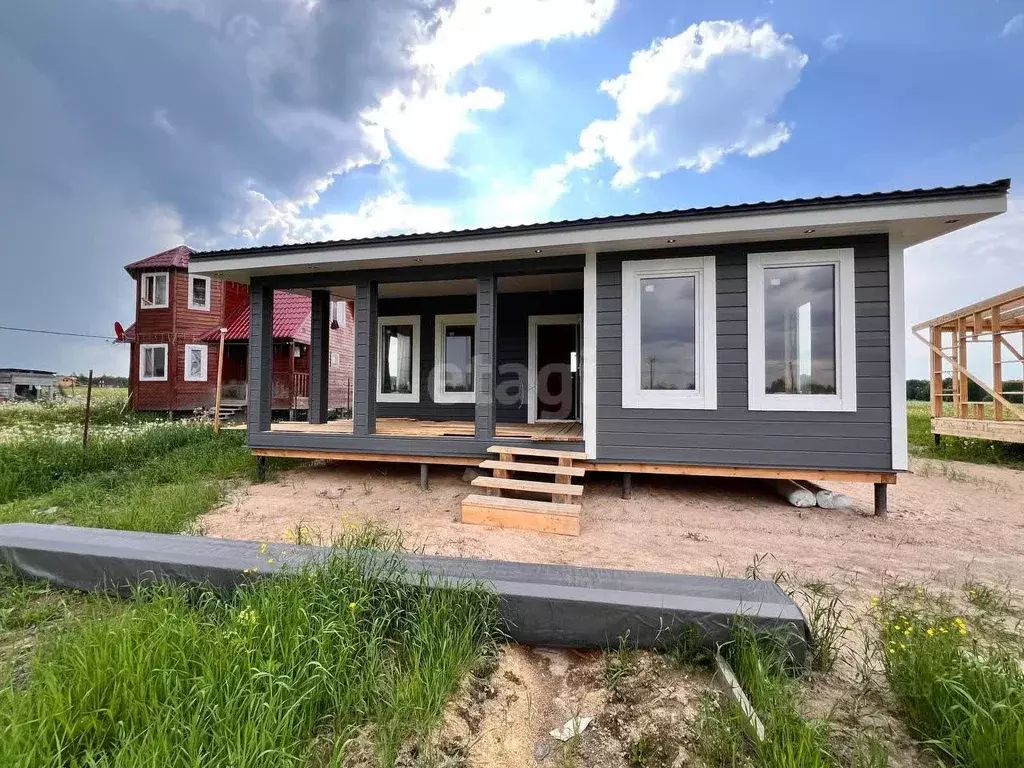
[268,417,583,442]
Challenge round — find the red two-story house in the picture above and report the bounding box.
[121,245,353,416]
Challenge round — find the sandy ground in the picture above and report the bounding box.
[203,456,1024,598]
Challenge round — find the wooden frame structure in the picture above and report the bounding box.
[912,285,1024,444]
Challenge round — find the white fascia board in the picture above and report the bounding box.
[190,194,1007,277]
[889,238,909,471]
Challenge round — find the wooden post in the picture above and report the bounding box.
[213,328,227,434]
[957,317,969,419]
[873,482,887,519]
[622,472,632,500]
[992,305,1003,421]
[929,327,943,418]
[256,455,267,482]
[82,369,94,448]
[419,463,429,491]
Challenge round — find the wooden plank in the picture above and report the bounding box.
[486,445,586,461]
[480,460,586,477]
[576,461,898,485]
[251,448,480,466]
[993,304,1003,421]
[471,476,584,496]
[930,327,943,418]
[932,417,1024,444]
[460,494,580,536]
[714,654,765,744]
[912,285,1024,332]
[957,317,969,419]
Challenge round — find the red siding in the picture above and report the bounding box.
[329,300,354,411]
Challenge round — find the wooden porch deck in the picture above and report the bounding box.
[268,418,583,442]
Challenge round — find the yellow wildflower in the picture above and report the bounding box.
[349,601,358,612]
[267,558,275,564]
[260,542,268,554]
[927,628,935,637]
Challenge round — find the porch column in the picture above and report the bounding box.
[353,279,378,436]
[309,289,330,424]
[247,280,273,433]
[475,274,496,440]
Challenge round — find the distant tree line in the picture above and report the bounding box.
[70,373,130,388]
[907,378,1024,403]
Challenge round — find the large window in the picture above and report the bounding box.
[377,315,420,403]
[188,276,211,310]
[434,313,476,404]
[747,248,856,412]
[184,344,208,381]
[140,344,168,381]
[621,255,717,409]
[140,272,169,309]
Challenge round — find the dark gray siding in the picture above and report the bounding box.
[247,281,273,433]
[353,280,378,436]
[596,235,893,471]
[375,290,582,422]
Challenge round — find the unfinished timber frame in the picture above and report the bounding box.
[913,285,1024,444]
[191,180,1012,525]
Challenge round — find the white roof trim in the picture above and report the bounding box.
[191,194,1006,279]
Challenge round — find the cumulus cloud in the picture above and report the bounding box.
[1001,13,1023,37]
[574,21,808,186]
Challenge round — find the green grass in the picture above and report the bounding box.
[0,422,222,504]
[880,590,1024,767]
[0,388,137,429]
[0,535,499,767]
[907,401,1024,469]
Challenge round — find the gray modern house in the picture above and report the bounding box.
[191,180,1010,529]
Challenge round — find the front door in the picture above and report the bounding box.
[529,315,582,422]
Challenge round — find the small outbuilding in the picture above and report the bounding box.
[0,369,58,401]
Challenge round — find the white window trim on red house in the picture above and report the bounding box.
[184,344,209,382]
[188,275,211,311]
[140,272,169,309]
[140,343,168,381]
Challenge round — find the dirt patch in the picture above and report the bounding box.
[420,644,712,768]
[203,456,1024,599]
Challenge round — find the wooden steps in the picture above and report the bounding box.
[460,494,580,536]
[460,445,588,536]
[471,476,584,496]
[478,460,585,477]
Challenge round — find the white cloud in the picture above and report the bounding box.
[364,0,617,170]
[234,186,454,245]
[822,32,845,52]
[1001,13,1023,37]
[362,85,505,169]
[573,21,807,187]
[905,198,1024,379]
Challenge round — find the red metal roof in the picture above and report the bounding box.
[201,291,311,343]
[124,245,194,274]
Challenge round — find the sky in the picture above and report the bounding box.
[0,0,1022,378]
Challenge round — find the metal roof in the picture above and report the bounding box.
[200,292,312,343]
[124,245,194,274]
[192,180,1011,260]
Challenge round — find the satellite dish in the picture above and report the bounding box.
[114,321,125,341]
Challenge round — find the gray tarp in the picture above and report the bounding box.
[0,523,808,657]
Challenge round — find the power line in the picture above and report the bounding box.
[0,325,117,341]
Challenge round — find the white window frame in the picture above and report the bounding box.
[183,344,209,382]
[747,247,857,412]
[188,275,211,311]
[376,315,420,403]
[433,313,477,404]
[621,255,717,410]
[140,272,169,309]
[139,343,168,381]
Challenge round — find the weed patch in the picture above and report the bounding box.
[880,590,1024,767]
[0,538,499,767]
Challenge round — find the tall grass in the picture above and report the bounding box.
[880,593,1024,767]
[0,388,134,429]
[0,540,499,767]
[0,430,256,532]
[0,422,215,503]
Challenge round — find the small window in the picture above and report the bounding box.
[434,313,476,404]
[330,351,341,368]
[331,300,349,329]
[621,255,717,409]
[140,273,169,309]
[184,344,208,381]
[747,248,856,412]
[140,344,168,381]
[377,315,420,403]
[188,276,211,310]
